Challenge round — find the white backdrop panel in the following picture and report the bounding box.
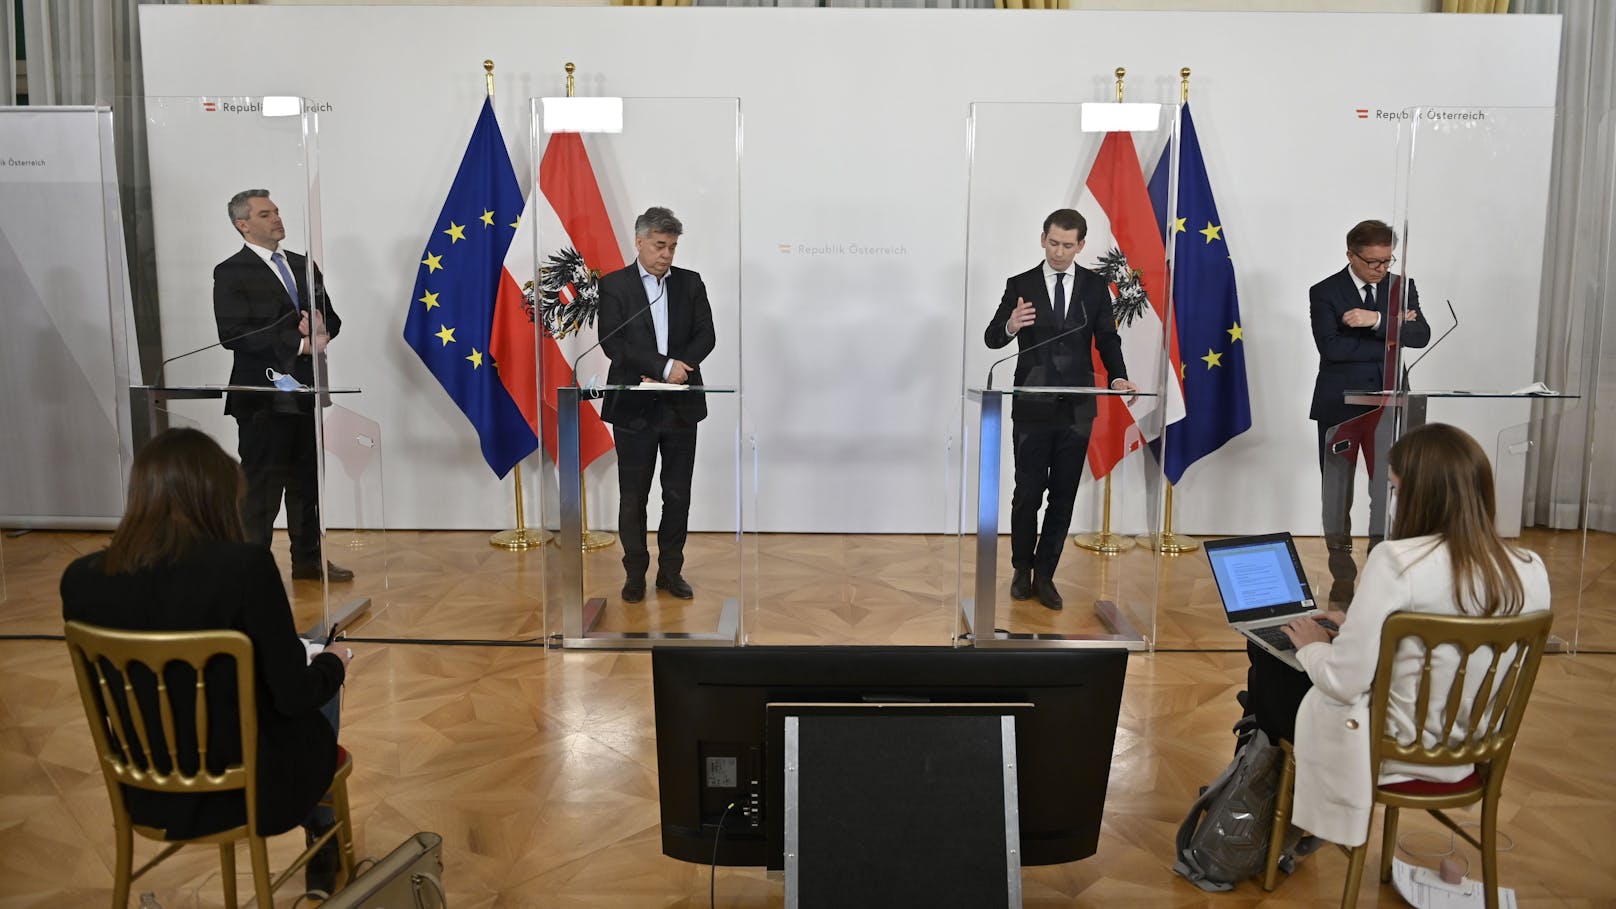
[137,7,1561,532]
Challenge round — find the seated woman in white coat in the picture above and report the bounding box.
[1277,422,1551,847]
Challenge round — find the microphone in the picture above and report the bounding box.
[986,324,1084,390]
[571,278,669,397]
[153,307,300,388]
[1403,299,1457,377]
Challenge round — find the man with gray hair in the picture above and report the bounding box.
[213,189,351,584]
[596,206,717,603]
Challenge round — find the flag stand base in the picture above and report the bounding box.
[1135,531,1200,555]
[582,530,616,552]
[1072,531,1134,554]
[491,528,549,551]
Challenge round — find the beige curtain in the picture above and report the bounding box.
[1441,0,1509,12]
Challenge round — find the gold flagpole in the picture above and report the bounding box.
[1074,474,1134,554]
[1071,67,1136,556]
[558,61,618,553]
[485,59,547,552]
[1139,67,1200,556]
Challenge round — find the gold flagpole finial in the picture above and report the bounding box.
[1180,67,1191,103]
[484,60,495,98]
[1114,67,1126,103]
[565,62,576,99]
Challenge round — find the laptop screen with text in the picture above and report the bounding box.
[1204,534,1314,622]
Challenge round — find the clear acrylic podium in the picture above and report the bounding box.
[551,385,744,649]
[963,387,1160,650]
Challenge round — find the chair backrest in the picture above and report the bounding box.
[63,621,261,826]
[1366,610,1552,776]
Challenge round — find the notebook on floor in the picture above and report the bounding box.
[1203,532,1329,671]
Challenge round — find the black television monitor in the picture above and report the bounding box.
[652,646,1128,868]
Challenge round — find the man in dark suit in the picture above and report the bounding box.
[597,207,717,603]
[984,209,1137,611]
[212,189,351,582]
[1308,219,1429,602]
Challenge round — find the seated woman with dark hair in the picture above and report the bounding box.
[1251,422,1550,846]
[61,427,354,895]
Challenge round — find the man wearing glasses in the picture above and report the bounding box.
[1308,219,1429,604]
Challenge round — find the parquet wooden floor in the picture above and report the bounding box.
[2,528,1612,907]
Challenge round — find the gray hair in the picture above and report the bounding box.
[227,189,271,226]
[633,206,683,239]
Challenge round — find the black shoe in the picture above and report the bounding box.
[1034,576,1063,611]
[291,561,354,582]
[656,572,694,599]
[1010,569,1033,600]
[622,577,646,603]
[304,821,340,897]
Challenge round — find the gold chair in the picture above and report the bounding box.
[1263,610,1552,908]
[64,621,355,908]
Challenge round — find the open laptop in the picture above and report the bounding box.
[1203,532,1332,671]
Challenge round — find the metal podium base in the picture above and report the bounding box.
[958,598,1146,651]
[553,597,742,650]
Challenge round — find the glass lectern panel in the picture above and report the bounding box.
[0,106,133,632]
[959,101,1179,650]
[1391,105,1591,650]
[532,97,750,648]
[131,95,381,638]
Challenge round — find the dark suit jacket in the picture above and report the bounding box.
[1308,267,1430,426]
[61,542,344,838]
[596,263,717,430]
[212,245,341,418]
[983,263,1128,426]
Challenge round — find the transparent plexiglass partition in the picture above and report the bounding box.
[1382,105,1593,651]
[532,97,752,648]
[129,95,386,639]
[0,107,133,631]
[959,101,1181,650]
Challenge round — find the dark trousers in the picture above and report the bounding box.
[614,423,698,580]
[237,410,322,569]
[1010,422,1090,579]
[1245,642,1314,745]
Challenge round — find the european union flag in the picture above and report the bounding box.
[402,98,537,477]
[1156,104,1252,484]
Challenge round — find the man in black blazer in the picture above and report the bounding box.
[212,189,350,582]
[1308,219,1429,601]
[597,207,717,603]
[984,209,1137,611]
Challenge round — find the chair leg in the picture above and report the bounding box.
[247,835,274,909]
[1264,745,1297,891]
[1379,805,1400,884]
[1481,796,1500,909]
[111,822,133,909]
[331,776,356,887]
[1341,842,1370,909]
[218,842,237,909]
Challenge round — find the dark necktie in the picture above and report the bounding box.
[1363,282,1376,313]
[1053,272,1067,325]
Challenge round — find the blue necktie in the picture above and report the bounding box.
[1053,272,1066,325]
[272,251,301,312]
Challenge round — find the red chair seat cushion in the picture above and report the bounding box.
[1380,770,1481,796]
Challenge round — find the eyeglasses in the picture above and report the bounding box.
[1351,250,1397,269]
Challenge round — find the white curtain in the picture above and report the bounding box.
[1516,1,1616,531]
